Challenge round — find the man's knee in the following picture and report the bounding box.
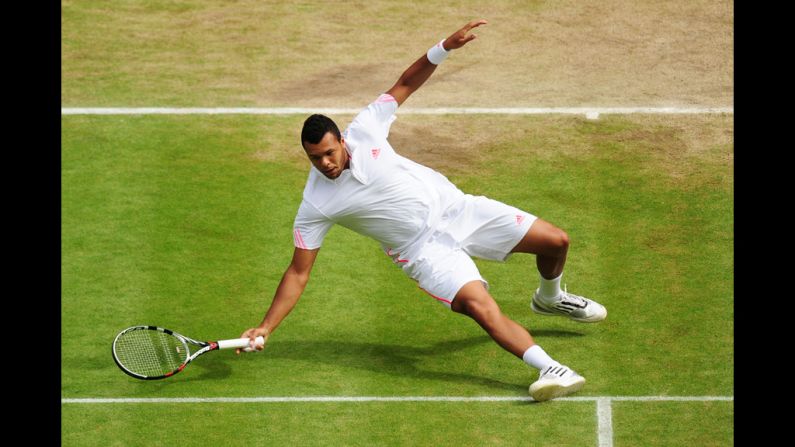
[512,218,570,256]
[453,291,502,332]
[551,228,570,254]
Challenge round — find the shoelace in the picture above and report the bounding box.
[561,284,587,307]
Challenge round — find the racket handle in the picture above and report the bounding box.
[217,336,266,350]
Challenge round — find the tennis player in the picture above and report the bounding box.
[238,19,607,401]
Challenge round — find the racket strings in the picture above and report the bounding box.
[114,330,188,377]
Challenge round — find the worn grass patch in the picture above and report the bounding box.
[62,0,733,107]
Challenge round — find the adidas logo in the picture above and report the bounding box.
[516,215,525,225]
[552,296,588,312]
[371,148,381,159]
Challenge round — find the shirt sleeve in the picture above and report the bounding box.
[293,199,333,250]
[347,93,399,140]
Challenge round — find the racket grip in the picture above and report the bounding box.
[217,336,266,350]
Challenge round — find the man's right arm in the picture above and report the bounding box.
[236,247,319,353]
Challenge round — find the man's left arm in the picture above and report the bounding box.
[385,19,488,106]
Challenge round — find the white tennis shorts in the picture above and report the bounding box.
[389,194,537,308]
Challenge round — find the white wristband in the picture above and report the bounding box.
[426,39,449,65]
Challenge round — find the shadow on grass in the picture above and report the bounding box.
[113,329,584,393]
[528,329,586,338]
[265,336,524,392]
[119,357,238,393]
[265,330,582,393]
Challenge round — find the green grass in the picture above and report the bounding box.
[613,401,734,446]
[62,402,598,446]
[62,113,732,445]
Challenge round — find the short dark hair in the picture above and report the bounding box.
[301,114,340,148]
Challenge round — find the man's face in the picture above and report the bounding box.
[303,132,349,179]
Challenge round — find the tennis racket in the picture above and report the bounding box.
[112,325,266,380]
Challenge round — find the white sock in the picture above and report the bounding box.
[522,345,561,371]
[538,273,562,300]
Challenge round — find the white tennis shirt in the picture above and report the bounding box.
[293,93,465,253]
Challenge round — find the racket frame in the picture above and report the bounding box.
[112,325,262,380]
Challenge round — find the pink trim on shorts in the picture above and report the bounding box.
[294,229,307,249]
[386,248,409,264]
[419,287,452,304]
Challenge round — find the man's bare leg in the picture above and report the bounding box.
[510,218,607,322]
[450,280,536,358]
[450,279,586,401]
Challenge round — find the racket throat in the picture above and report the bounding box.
[164,364,187,377]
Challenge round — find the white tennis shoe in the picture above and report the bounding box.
[531,285,607,323]
[528,364,586,402]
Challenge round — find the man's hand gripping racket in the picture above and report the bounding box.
[236,327,270,355]
[112,325,267,380]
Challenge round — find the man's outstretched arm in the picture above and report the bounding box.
[386,19,488,106]
[236,247,319,353]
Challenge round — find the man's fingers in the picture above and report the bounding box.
[464,19,488,32]
[456,19,487,47]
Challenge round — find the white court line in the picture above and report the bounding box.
[62,395,732,447]
[608,396,734,402]
[597,398,614,447]
[61,395,734,404]
[61,107,733,116]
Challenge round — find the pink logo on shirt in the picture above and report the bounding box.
[371,148,381,159]
[516,215,525,225]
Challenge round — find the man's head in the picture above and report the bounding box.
[301,114,349,179]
